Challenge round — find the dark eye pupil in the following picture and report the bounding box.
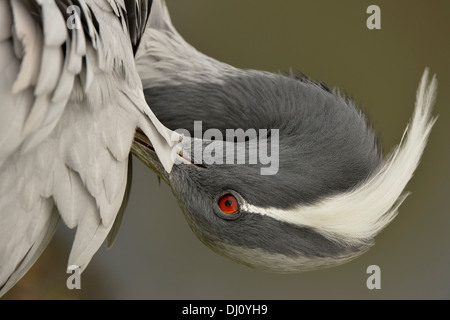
[218,194,239,215]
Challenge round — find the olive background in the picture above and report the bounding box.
[4,0,449,299]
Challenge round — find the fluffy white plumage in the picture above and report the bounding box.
[135,0,438,273]
[0,0,178,296]
[136,0,438,267]
[0,0,438,295]
[219,70,437,273]
[243,69,437,246]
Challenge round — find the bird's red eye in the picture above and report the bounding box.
[218,194,239,214]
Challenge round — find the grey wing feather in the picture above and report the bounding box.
[107,156,133,248]
[0,0,153,296]
[0,205,60,295]
[125,0,152,53]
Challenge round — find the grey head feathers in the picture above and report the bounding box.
[145,71,382,207]
[149,70,381,272]
[135,0,437,272]
[155,69,436,272]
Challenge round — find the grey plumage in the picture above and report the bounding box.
[145,71,382,206]
[142,68,382,268]
[0,0,154,295]
[0,0,437,296]
[135,0,437,272]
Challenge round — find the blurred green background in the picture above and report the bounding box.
[3,0,449,299]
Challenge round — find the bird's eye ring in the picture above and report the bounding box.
[218,194,239,214]
[214,191,243,220]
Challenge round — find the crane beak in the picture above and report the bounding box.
[134,104,184,174]
[129,91,195,183]
[132,127,173,185]
[131,126,194,185]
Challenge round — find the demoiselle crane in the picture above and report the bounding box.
[0,0,437,296]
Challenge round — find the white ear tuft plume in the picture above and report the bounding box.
[245,68,437,246]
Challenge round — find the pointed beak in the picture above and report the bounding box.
[131,105,195,184]
[131,127,170,184]
[134,105,183,173]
